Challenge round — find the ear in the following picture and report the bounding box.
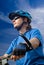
[23,17,27,22]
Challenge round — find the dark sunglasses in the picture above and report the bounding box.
[14,16,20,20]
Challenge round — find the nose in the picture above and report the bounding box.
[12,19,15,22]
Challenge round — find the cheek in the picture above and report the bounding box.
[17,19,23,25]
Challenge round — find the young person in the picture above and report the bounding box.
[0,10,43,65]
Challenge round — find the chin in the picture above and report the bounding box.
[14,26,18,28]
[14,25,17,28]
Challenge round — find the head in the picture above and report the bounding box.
[8,10,32,31]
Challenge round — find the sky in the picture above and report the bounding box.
[0,0,44,65]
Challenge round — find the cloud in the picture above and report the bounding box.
[29,8,44,34]
[30,8,44,24]
[0,12,12,24]
[14,0,31,11]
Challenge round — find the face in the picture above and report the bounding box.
[12,16,23,28]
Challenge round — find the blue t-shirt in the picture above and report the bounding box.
[6,28,44,65]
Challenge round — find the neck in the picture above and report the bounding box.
[19,26,27,34]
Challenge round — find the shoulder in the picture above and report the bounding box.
[29,28,40,34]
[29,28,42,37]
[29,28,42,41]
[26,28,40,36]
[31,28,40,32]
[30,28,43,43]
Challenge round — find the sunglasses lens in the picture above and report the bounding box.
[14,16,20,20]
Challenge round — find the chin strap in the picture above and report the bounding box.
[20,34,33,49]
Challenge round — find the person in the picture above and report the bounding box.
[0,10,44,65]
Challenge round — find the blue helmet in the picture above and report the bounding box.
[9,10,32,21]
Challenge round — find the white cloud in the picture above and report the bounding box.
[30,8,44,24]
[28,8,44,36]
[0,12,12,23]
[14,0,31,11]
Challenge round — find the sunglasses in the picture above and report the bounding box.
[13,16,20,20]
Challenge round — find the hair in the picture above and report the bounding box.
[24,17,32,30]
[20,16,32,31]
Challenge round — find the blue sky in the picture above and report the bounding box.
[0,0,44,65]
